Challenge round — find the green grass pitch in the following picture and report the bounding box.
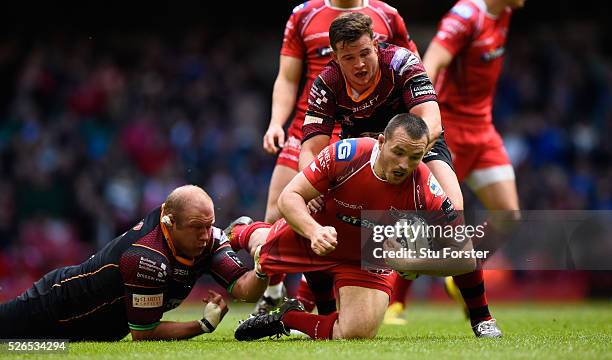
[2,302,610,360]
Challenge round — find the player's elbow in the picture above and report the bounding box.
[130,329,155,341]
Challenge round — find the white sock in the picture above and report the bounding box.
[264,283,283,299]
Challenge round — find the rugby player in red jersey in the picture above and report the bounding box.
[260,0,418,314]
[298,12,503,337]
[230,113,475,340]
[419,0,526,337]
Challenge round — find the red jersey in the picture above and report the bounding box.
[282,0,416,133]
[301,137,452,264]
[433,0,512,125]
[302,44,437,142]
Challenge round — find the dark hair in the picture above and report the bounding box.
[384,113,430,142]
[329,12,374,51]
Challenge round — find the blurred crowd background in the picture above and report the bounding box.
[0,1,610,300]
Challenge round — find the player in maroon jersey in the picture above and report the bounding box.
[418,0,526,337]
[0,185,268,341]
[230,113,475,341]
[259,0,418,315]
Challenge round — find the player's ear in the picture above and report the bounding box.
[162,214,174,227]
[378,133,385,148]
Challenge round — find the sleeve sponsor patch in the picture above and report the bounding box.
[390,48,420,76]
[133,293,164,308]
[451,4,473,19]
[428,173,445,197]
[335,139,357,161]
[410,75,436,98]
[292,2,307,13]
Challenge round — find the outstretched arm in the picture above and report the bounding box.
[130,291,228,341]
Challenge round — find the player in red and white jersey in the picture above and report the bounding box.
[422,0,526,338]
[229,114,474,341]
[259,0,418,316]
[263,0,416,223]
[424,0,524,189]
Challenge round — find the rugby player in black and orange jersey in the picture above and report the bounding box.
[0,185,268,341]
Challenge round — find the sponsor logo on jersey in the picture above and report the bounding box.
[304,115,324,125]
[333,197,363,210]
[227,251,245,267]
[451,4,473,19]
[410,76,436,98]
[336,213,380,229]
[335,139,356,161]
[428,173,444,197]
[316,46,333,57]
[173,268,189,276]
[317,146,332,170]
[133,293,163,308]
[292,2,307,13]
[481,46,505,62]
[352,95,379,113]
[310,162,320,173]
[441,197,458,221]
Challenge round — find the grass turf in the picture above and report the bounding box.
[2,302,610,360]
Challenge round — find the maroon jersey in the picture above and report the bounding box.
[301,137,453,264]
[433,0,512,124]
[282,0,417,135]
[16,206,248,340]
[302,44,437,142]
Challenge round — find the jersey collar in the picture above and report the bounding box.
[344,67,382,103]
[160,204,195,266]
[325,0,368,10]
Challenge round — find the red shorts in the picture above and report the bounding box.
[276,118,342,171]
[443,120,515,189]
[259,219,394,297]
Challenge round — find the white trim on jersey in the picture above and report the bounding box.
[465,164,515,191]
[324,0,369,11]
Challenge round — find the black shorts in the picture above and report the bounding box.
[0,270,129,341]
[422,131,454,171]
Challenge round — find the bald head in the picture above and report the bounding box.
[164,185,213,226]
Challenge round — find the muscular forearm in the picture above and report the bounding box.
[270,76,299,128]
[298,135,329,171]
[231,271,269,302]
[278,191,320,239]
[131,321,203,341]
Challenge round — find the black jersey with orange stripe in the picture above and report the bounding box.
[17,206,248,339]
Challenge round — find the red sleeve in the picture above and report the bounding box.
[415,164,461,226]
[302,74,337,142]
[302,143,336,193]
[280,6,306,59]
[432,2,477,56]
[120,246,168,331]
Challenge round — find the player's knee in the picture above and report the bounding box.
[339,325,378,339]
[337,316,379,339]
